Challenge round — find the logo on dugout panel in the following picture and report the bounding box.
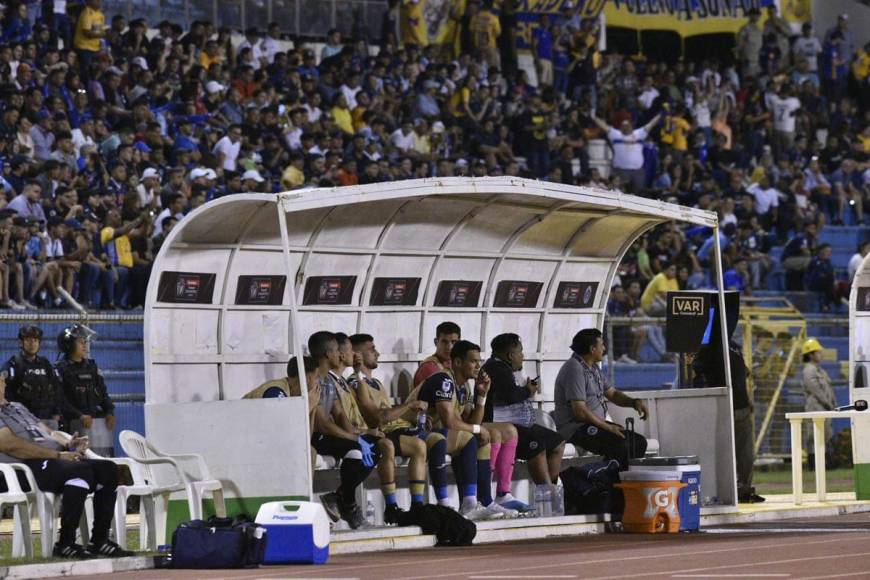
[671,296,704,316]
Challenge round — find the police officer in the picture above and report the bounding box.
[55,325,116,456]
[1,325,65,429]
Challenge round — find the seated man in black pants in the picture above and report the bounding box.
[0,373,132,559]
[553,328,649,468]
[308,331,381,529]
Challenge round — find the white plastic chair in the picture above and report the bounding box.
[50,430,156,551]
[10,462,90,558]
[119,430,226,547]
[0,464,34,558]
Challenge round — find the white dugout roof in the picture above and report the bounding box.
[145,176,717,405]
[142,177,722,501]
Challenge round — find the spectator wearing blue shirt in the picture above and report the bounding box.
[697,224,734,268]
[805,244,837,311]
[7,182,47,224]
[3,4,33,43]
[532,15,554,87]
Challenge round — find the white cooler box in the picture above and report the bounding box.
[255,501,330,564]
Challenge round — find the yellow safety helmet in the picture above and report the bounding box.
[802,338,823,356]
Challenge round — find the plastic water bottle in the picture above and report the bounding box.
[551,483,565,517]
[365,500,376,525]
[416,410,427,439]
[535,486,552,517]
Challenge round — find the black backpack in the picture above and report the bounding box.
[561,460,624,517]
[397,504,477,546]
[170,515,267,569]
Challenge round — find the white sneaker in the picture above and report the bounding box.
[618,354,638,364]
[495,493,533,513]
[484,501,519,519]
[22,300,37,310]
[460,501,504,521]
[7,300,25,311]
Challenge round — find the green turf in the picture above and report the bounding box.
[0,529,151,566]
[752,467,855,495]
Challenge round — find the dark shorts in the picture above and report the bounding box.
[516,424,564,460]
[385,428,421,456]
[311,432,381,461]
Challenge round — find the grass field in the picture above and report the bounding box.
[752,467,855,495]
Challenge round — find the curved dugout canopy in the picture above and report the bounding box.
[143,177,721,503]
[145,177,717,404]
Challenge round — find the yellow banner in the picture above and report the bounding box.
[604,0,765,36]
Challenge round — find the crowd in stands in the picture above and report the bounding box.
[0,0,865,311]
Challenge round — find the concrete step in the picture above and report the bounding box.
[330,515,609,554]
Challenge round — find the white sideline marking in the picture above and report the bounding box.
[703,528,870,534]
[672,575,791,578]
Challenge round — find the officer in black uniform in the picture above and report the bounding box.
[1,325,66,429]
[55,325,116,456]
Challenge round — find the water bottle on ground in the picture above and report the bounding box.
[535,485,552,517]
[365,500,376,525]
[551,483,565,517]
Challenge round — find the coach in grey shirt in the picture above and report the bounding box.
[554,328,648,468]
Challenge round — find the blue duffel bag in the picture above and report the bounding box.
[171,515,267,569]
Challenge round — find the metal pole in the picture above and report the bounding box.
[607,320,615,384]
[712,224,738,505]
[277,199,313,499]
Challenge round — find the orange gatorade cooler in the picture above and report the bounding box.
[615,471,686,533]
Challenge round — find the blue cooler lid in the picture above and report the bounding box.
[619,470,682,482]
[629,456,698,467]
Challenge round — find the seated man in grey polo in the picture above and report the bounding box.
[0,373,132,559]
[553,328,648,468]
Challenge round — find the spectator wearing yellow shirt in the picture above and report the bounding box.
[401,0,428,47]
[200,40,223,69]
[469,0,501,68]
[281,153,306,190]
[100,210,145,309]
[660,105,691,159]
[851,41,869,83]
[331,94,355,136]
[640,264,678,315]
[73,0,106,78]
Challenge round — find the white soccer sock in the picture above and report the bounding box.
[461,496,478,511]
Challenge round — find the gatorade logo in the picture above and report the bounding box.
[654,490,670,508]
[272,515,298,521]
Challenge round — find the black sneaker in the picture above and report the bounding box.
[53,542,96,559]
[384,503,407,526]
[88,539,135,558]
[319,492,341,522]
[339,501,369,530]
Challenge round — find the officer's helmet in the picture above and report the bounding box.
[57,324,93,355]
[18,325,43,340]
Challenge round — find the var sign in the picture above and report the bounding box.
[666,290,740,354]
[671,296,705,316]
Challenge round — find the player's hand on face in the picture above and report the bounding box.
[475,370,491,395]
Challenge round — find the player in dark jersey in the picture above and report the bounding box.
[483,333,565,493]
[415,340,517,520]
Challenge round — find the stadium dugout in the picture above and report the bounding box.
[143,176,739,532]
